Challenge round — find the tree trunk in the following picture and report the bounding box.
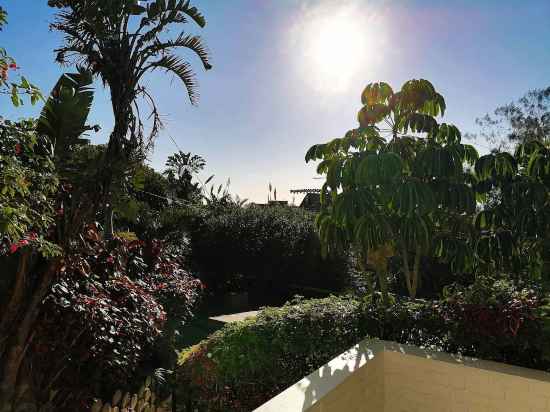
[410,246,422,298]
[103,202,114,240]
[376,268,390,306]
[0,258,61,412]
[401,245,414,297]
[0,252,30,343]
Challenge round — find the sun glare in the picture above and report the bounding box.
[290,1,384,94]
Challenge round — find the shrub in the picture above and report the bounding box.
[176,296,367,412]
[29,226,203,410]
[178,280,549,412]
[365,277,548,369]
[184,205,350,300]
[439,277,547,368]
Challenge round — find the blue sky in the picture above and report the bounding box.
[2,0,550,202]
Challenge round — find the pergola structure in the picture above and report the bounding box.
[290,188,322,212]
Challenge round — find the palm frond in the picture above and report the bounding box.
[150,33,211,70]
[177,0,207,28]
[148,54,199,104]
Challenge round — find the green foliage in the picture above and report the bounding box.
[178,285,549,412]
[177,296,367,412]
[37,68,97,162]
[176,277,550,411]
[0,119,60,256]
[473,140,550,278]
[163,151,208,202]
[307,79,478,299]
[32,228,203,409]
[49,0,212,178]
[185,204,350,298]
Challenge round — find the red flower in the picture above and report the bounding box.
[9,244,18,254]
[18,239,29,247]
[14,144,22,155]
[106,256,114,264]
[8,63,17,69]
[27,232,38,241]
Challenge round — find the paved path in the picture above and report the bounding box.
[209,310,259,323]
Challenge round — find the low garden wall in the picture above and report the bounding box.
[254,340,550,412]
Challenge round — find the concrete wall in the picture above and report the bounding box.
[254,340,550,412]
[308,355,384,412]
[384,349,550,412]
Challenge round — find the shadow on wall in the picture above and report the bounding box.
[300,353,364,411]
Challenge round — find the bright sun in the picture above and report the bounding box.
[291,1,384,94]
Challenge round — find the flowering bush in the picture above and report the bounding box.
[439,277,544,367]
[0,119,60,257]
[28,226,203,410]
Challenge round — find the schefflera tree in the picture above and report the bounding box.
[306,79,479,302]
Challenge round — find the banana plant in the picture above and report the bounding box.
[306,79,478,301]
[37,68,98,172]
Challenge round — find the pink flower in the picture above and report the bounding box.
[18,239,29,247]
[106,256,114,264]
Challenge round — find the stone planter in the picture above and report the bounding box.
[222,291,249,312]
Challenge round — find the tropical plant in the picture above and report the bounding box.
[473,140,550,280]
[48,0,212,235]
[202,179,247,209]
[20,225,202,410]
[163,151,208,202]
[0,7,43,106]
[0,71,96,411]
[306,80,479,301]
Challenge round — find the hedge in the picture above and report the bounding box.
[176,296,367,411]
[184,205,350,300]
[177,279,549,412]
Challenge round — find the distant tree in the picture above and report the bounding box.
[48,0,212,234]
[163,150,206,201]
[476,87,550,149]
[306,80,478,302]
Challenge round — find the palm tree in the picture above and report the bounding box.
[48,0,212,233]
[163,150,207,201]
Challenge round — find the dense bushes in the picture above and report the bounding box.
[184,205,350,301]
[176,296,366,412]
[178,278,549,412]
[27,226,203,410]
